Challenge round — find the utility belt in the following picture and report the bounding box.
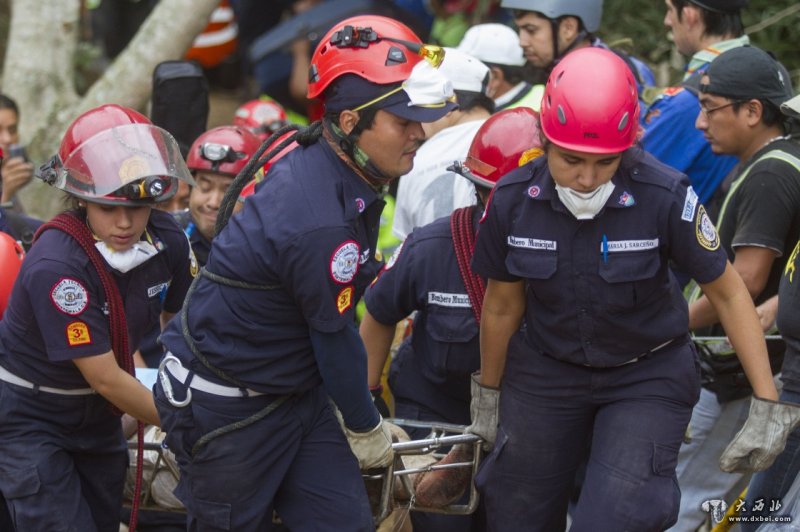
[0,364,96,396]
[158,353,269,407]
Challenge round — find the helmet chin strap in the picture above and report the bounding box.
[325,119,395,188]
[548,18,588,71]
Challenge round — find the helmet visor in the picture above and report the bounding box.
[57,124,194,198]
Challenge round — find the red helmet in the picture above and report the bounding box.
[0,231,24,317]
[187,126,261,177]
[39,104,195,206]
[233,99,289,141]
[451,108,544,188]
[540,47,639,154]
[307,15,424,99]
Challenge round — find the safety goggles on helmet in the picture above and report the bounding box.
[38,123,195,203]
[308,16,443,100]
[327,24,446,69]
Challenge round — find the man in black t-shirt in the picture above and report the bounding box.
[675,46,799,530]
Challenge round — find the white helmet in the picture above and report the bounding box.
[501,0,603,33]
[457,23,525,67]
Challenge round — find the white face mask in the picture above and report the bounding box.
[555,181,615,220]
[95,240,159,273]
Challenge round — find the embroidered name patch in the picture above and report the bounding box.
[66,321,92,346]
[427,292,471,308]
[507,235,557,251]
[696,205,720,251]
[330,241,360,284]
[337,286,354,314]
[147,282,170,298]
[51,278,89,316]
[682,186,699,222]
[599,238,660,253]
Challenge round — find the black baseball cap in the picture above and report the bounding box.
[700,46,793,107]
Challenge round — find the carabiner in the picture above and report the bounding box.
[158,354,192,408]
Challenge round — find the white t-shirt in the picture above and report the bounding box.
[393,120,485,240]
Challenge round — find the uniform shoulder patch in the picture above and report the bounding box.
[695,205,720,251]
[336,286,354,314]
[66,321,92,346]
[50,278,89,316]
[384,241,404,271]
[330,240,361,284]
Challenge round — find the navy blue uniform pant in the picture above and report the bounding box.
[0,381,128,532]
[476,335,701,532]
[155,378,373,531]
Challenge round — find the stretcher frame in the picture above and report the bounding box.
[125,418,485,524]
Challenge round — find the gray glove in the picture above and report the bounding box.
[719,397,800,473]
[466,372,500,450]
[337,411,394,470]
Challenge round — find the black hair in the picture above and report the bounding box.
[455,91,495,114]
[732,100,787,131]
[671,0,744,38]
[0,94,19,117]
[323,105,379,138]
[487,63,527,86]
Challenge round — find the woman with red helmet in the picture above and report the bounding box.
[468,48,778,530]
[360,107,543,532]
[153,14,457,530]
[0,104,197,531]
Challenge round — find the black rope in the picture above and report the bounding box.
[214,121,324,237]
[215,123,298,237]
[179,267,279,388]
[191,394,291,457]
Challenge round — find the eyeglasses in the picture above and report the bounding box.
[700,100,744,118]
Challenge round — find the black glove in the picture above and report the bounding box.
[371,385,391,418]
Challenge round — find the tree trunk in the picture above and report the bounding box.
[2,0,219,219]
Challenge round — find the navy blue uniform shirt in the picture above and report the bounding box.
[365,212,480,421]
[0,209,195,388]
[173,209,212,266]
[159,139,384,393]
[472,148,728,367]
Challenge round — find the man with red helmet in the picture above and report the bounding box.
[469,47,777,530]
[180,125,261,265]
[360,107,542,532]
[0,104,196,531]
[154,15,457,530]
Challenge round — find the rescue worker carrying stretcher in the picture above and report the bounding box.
[154,15,458,531]
[0,104,196,531]
[360,107,543,531]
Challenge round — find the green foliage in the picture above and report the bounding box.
[601,0,800,87]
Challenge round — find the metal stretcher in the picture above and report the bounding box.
[125,419,484,526]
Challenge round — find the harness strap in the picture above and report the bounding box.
[450,206,485,323]
[33,212,145,532]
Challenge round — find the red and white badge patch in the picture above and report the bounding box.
[50,278,89,316]
[330,240,360,284]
